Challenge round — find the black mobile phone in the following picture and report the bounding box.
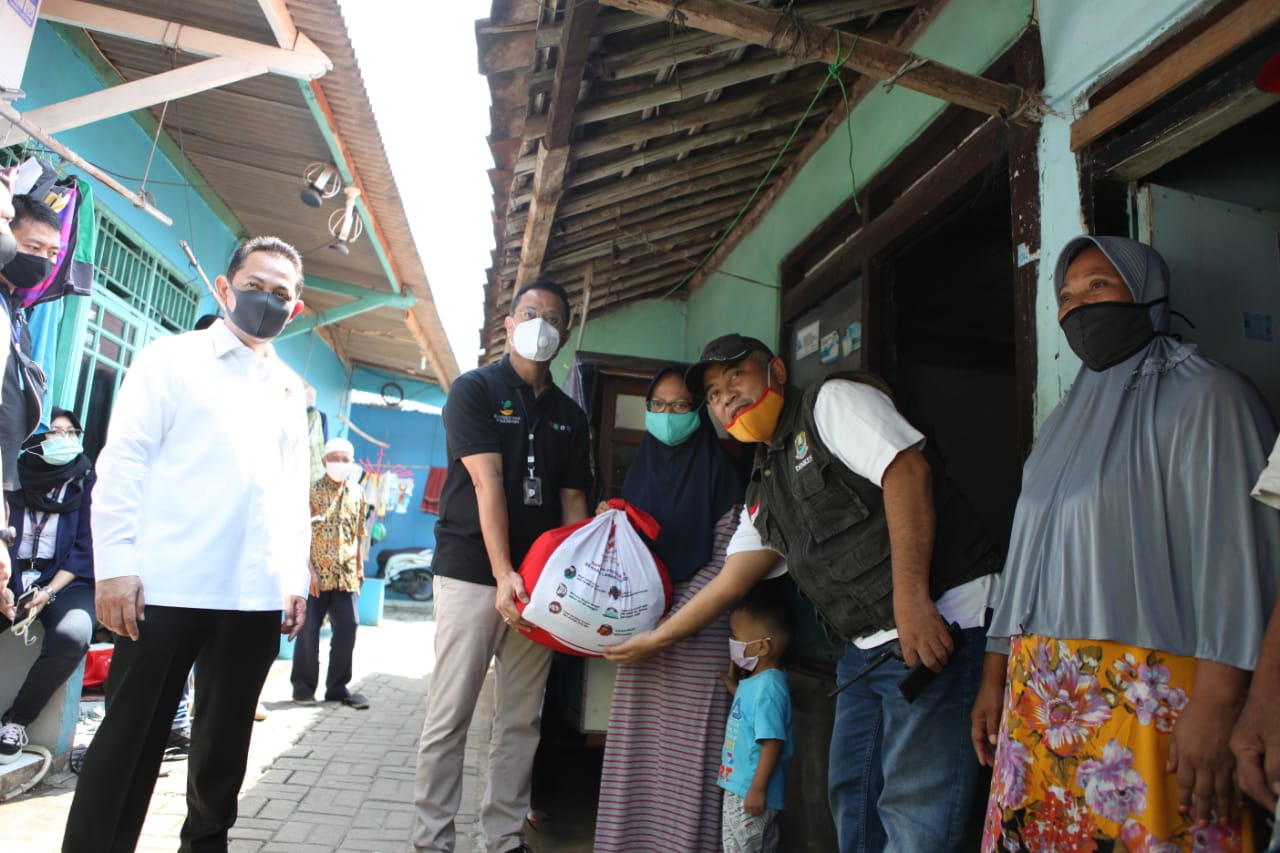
[897,620,966,703]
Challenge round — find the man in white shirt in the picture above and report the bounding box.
[63,236,312,853]
[605,333,1001,853]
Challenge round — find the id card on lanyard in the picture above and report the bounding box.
[516,394,542,506]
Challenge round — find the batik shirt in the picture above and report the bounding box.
[309,475,367,592]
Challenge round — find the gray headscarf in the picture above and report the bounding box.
[987,236,1280,669]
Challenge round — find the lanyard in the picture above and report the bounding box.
[514,393,541,479]
[25,509,52,561]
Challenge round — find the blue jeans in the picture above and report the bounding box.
[828,626,985,853]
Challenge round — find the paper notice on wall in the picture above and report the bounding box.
[795,320,820,359]
[819,330,841,364]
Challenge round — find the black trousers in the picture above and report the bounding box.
[2,583,95,726]
[62,606,280,853]
[290,589,358,701]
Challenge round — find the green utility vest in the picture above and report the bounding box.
[745,377,999,642]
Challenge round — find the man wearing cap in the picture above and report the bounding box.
[605,333,1000,853]
[292,436,370,708]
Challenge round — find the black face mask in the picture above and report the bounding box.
[0,233,17,268]
[226,287,293,339]
[1060,298,1166,371]
[1,252,54,291]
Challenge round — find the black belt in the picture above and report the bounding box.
[15,557,54,571]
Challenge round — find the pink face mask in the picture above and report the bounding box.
[729,637,769,671]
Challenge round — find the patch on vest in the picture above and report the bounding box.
[794,431,813,471]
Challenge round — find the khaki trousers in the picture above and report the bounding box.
[411,575,552,853]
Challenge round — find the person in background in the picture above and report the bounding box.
[593,366,743,852]
[0,409,94,763]
[411,279,591,853]
[292,436,369,709]
[0,194,61,495]
[971,236,1280,851]
[62,236,312,853]
[717,590,795,853]
[0,169,19,619]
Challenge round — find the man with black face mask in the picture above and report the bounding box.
[0,194,60,496]
[0,170,18,620]
[63,236,312,853]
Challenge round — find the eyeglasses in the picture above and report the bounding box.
[46,428,83,439]
[646,399,695,414]
[514,307,567,329]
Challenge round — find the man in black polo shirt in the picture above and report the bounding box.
[412,279,591,853]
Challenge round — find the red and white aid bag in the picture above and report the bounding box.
[516,499,672,656]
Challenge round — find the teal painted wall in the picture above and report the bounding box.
[1033,0,1210,426]
[549,297,688,386]
[682,0,1034,360]
[23,24,241,281]
[275,330,352,419]
[351,366,447,408]
[346,403,448,568]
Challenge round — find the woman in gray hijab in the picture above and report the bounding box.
[971,236,1280,852]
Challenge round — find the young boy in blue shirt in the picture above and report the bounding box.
[717,590,795,853]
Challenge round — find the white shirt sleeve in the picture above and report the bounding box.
[91,341,175,581]
[725,505,787,578]
[812,379,924,487]
[1253,435,1280,510]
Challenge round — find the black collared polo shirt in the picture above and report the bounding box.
[432,356,592,585]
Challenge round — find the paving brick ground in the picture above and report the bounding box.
[0,600,595,853]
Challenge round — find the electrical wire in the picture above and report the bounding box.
[659,30,861,300]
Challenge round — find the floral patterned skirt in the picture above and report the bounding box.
[982,634,1254,852]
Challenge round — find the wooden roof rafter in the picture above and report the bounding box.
[478,0,1039,362]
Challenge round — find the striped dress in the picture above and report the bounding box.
[593,507,741,853]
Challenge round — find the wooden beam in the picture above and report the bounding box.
[557,152,783,221]
[546,0,600,148]
[600,0,910,82]
[595,0,1031,121]
[1070,0,1280,150]
[39,0,330,79]
[511,129,790,208]
[514,143,572,289]
[256,0,299,49]
[522,52,805,140]
[7,57,265,146]
[545,180,762,250]
[566,108,809,189]
[513,1,598,290]
[514,72,825,173]
[682,0,939,297]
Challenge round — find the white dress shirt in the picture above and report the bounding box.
[92,320,311,610]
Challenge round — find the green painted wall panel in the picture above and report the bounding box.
[553,297,689,385]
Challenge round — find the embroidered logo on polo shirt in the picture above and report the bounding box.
[495,399,520,425]
[550,421,571,432]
